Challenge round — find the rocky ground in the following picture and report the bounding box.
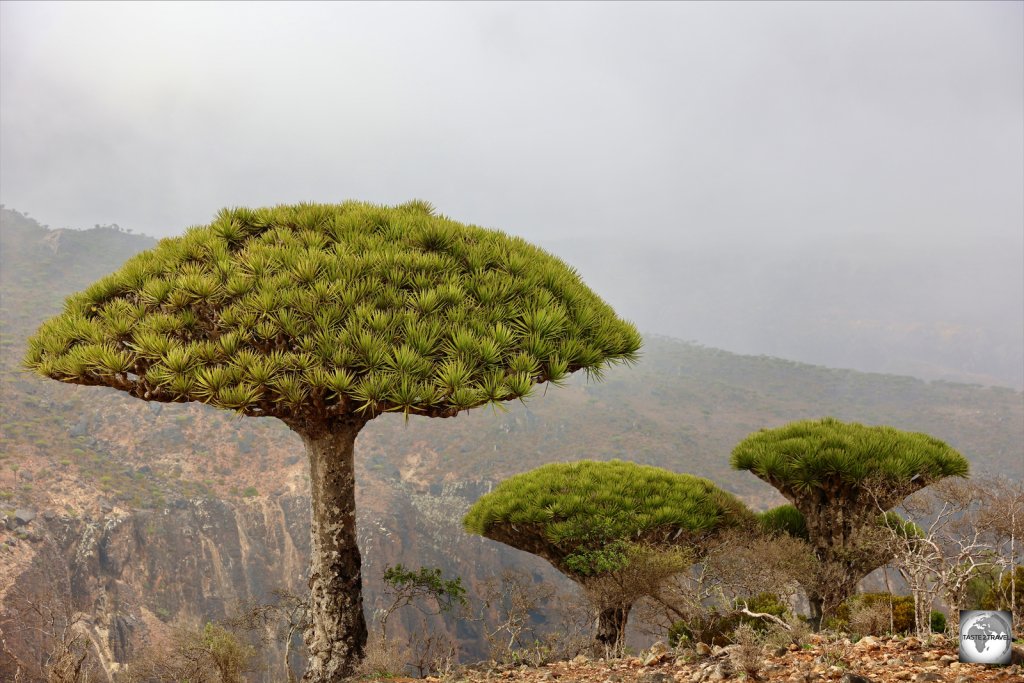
[392,635,1024,683]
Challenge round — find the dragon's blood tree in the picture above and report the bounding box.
[731,417,969,630]
[463,459,752,653]
[24,201,641,680]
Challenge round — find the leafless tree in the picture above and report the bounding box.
[635,529,817,645]
[404,618,460,679]
[223,588,308,683]
[974,476,1024,625]
[880,478,996,638]
[0,586,105,683]
[479,568,556,664]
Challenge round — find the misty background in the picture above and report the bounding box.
[2,1,1022,388]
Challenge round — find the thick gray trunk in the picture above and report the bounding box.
[296,419,368,682]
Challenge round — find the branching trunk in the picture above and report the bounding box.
[594,605,630,656]
[293,418,368,682]
[807,597,824,633]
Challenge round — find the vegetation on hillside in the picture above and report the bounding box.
[731,418,969,629]
[2,209,1022,680]
[464,460,752,652]
[19,201,641,679]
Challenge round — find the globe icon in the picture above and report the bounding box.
[959,610,1012,664]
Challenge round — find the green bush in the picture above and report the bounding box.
[241,486,258,498]
[930,610,946,633]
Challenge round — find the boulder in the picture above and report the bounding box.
[14,508,36,525]
[840,674,874,683]
[69,417,89,437]
[855,636,881,652]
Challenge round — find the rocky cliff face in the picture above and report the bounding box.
[2,494,310,680]
[3,211,1021,681]
[0,460,564,682]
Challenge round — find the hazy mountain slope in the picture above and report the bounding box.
[1,209,1021,678]
[542,236,1024,390]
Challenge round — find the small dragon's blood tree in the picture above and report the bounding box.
[731,417,969,629]
[24,201,642,680]
[463,459,752,653]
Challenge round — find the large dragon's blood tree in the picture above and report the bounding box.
[731,417,969,630]
[23,201,642,681]
[463,460,753,653]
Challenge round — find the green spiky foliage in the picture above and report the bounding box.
[23,201,641,680]
[731,418,968,499]
[758,504,809,540]
[464,460,752,561]
[24,201,640,421]
[464,460,752,652]
[731,417,969,630]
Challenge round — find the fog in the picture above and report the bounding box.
[2,2,1022,387]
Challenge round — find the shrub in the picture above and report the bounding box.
[849,600,892,637]
[830,593,915,634]
[728,623,764,678]
[241,486,258,498]
[668,593,789,647]
[929,611,947,634]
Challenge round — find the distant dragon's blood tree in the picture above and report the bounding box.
[23,201,642,681]
[463,460,752,653]
[731,417,969,630]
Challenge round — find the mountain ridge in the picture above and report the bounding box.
[1,207,1021,679]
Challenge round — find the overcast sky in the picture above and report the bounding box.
[2,1,1022,385]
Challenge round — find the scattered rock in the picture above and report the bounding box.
[14,508,36,525]
[695,643,712,657]
[840,674,874,683]
[69,417,89,437]
[938,655,956,666]
[912,673,942,682]
[640,641,671,667]
[42,510,56,520]
[641,650,669,667]
[706,661,731,681]
[856,637,881,652]
[638,673,670,683]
